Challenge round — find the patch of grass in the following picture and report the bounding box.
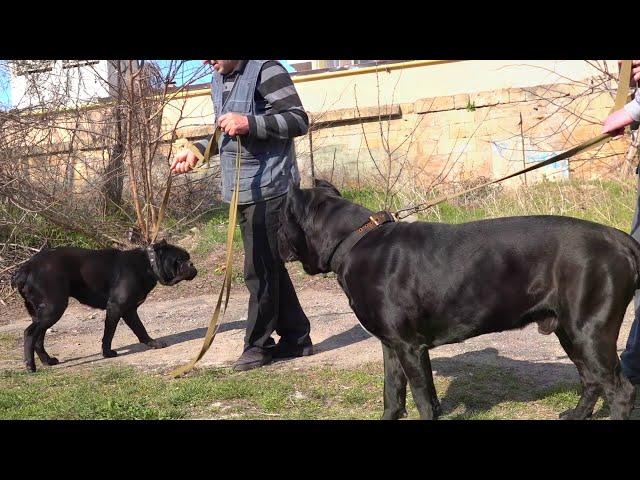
[0,364,382,420]
[537,383,581,411]
[415,179,636,230]
[0,367,183,420]
[340,179,634,232]
[195,218,243,255]
[0,360,602,420]
[0,333,21,362]
[342,187,384,211]
[2,206,104,250]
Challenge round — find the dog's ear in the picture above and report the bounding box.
[287,179,306,219]
[313,178,341,197]
[154,239,168,250]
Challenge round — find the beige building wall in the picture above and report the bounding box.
[165,60,628,191]
[12,61,630,198]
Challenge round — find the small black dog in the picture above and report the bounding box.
[11,240,197,372]
[278,179,639,420]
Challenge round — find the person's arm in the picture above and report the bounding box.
[248,60,309,140]
[217,61,309,140]
[624,88,640,123]
[602,60,640,136]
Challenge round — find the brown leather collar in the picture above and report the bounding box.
[356,211,396,234]
[329,211,396,273]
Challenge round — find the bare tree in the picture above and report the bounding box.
[0,59,218,293]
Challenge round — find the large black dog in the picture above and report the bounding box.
[278,179,639,420]
[11,240,197,372]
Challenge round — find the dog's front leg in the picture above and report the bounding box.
[102,302,121,358]
[122,310,167,349]
[395,343,441,420]
[381,343,408,420]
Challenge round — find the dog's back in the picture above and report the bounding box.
[12,247,122,307]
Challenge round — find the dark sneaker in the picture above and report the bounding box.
[233,347,272,372]
[273,338,314,359]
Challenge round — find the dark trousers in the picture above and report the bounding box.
[237,194,311,351]
[622,152,640,384]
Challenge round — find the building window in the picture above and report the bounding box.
[13,60,54,76]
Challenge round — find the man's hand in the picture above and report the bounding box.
[170,148,198,174]
[602,60,640,138]
[602,108,634,138]
[218,113,249,137]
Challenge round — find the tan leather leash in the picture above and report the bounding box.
[151,129,220,243]
[169,129,241,378]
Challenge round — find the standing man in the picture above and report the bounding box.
[603,59,640,416]
[171,60,313,371]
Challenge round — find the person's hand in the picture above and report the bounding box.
[170,148,198,174]
[602,108,634,138]
[218,113,249,136]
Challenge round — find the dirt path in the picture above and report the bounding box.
[1,283,635,389]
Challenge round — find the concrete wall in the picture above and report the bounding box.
[9,60,631,200]
[167,60,629,191]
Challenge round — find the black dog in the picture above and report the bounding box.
[11,240,197,372]
[278,179,639,420]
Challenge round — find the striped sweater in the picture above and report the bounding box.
[195,60,308,156]
[226,60,309,139]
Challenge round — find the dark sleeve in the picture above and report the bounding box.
[246,61,309,140]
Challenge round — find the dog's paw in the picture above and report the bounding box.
[559,408,591,420]
[25,362,36,373]
[381,408,408,420]
[146,339,168,349]
[102,349,118,358]
[46,357,59,366]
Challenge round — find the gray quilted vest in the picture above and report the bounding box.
[212,60,301,204]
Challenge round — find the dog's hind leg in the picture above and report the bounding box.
[381,343,408,420]
[579,340,634,420]
[122,309,167,350]
[394,343,440,420]
[102,301,122,358]
[555,327,602,420]
[23,322,39,372]
[24,300,67,372]
[562,306,634,419]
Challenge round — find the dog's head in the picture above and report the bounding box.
[278,179,371,275]
[149,239,198,285]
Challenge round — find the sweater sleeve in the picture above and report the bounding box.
[247,61,309,140]
[624,88,640,122]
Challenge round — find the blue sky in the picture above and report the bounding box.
[0,59,296,109]
[0,61,10,108]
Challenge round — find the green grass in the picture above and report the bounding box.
[344,179,636,232]
[0,360,595,420]
[194,209,243,255]
[0,333,21,362]
[187,179,635,255]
